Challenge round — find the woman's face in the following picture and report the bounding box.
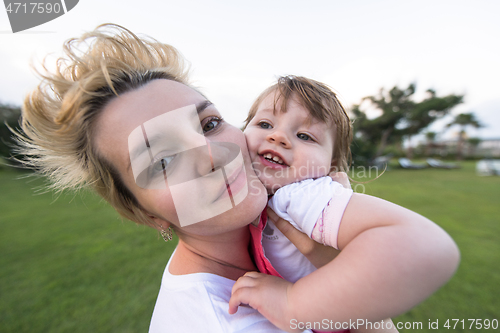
[94,79,267,236]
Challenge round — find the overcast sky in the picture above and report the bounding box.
[1,0,499,143]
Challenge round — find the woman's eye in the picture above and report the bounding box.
[153,156,174,172]
[202,117,222,133]
[297,133,311,141]
[259,121,272,129]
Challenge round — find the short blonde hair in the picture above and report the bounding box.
[16,24,190,226]
[244,75,352,172]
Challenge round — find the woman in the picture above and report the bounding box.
[18,24,458,332]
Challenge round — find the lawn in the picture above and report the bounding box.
[351,161,500,332]
[0,168,176,332]
[1,162,499,332]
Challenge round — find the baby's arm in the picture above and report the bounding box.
[268,176,351,249]
[267,193,398,332]
[268,177,349,240]
[230,193,460,332]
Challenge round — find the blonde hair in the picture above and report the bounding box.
[16,24,190,226]
[244,75,353,172]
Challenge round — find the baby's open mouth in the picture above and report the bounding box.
[262,153,285,165]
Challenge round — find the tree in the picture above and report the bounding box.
[351,84,463,164]
[425,131,437,156]
[0,103,22,159]
[467,137,481,157]
[446,113,483,160]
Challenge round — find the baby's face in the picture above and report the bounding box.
[244,92,335,194]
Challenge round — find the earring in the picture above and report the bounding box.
[161,227,173,242]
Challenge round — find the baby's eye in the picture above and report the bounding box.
[202,117,223,133]
[153,156,175,172]
[297,133,311,141]
[258,121,272,129]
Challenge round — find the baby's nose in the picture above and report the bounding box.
[267,130,291,148]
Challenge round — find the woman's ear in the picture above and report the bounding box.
[142,210,176,242]
[141,208,171,231]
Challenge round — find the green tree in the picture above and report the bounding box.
[425,131,437,156]
[0,102,22,159]
[446,113,482,160]
[467,137,482,157]
[351,84,463,164]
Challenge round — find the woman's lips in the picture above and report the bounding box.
[226,163,243,185]
[214,163,246,202]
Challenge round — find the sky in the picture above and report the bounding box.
[1,0,499,144]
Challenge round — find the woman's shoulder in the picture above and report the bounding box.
[150,267,290,332]
[149,270,230,332]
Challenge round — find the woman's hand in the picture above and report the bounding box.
[267,207,339,268]
[329,170,352,189]
[266,171,351,268]
[229,272,300,333]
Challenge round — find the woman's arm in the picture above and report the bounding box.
[229,193,460,331]
[289,192,461,323]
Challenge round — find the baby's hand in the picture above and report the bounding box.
[229,272,300,333]
[329,171,351,189]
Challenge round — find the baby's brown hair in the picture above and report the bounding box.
[244,75,352,172]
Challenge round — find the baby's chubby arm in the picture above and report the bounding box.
[230,193,460,331]
[267,177,345,238]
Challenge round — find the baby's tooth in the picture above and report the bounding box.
[272,156,280,162]
[265,153,272,159]
[278,158,283,164]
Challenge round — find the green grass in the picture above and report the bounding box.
[351,161,500,332]
[1,162,499,332]
[0,170,177,332]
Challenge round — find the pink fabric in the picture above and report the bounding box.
[248,209,283,278]
[310,199,341,249]
[310,208,325,244]
[248,209,349,333]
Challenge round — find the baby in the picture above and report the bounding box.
[244,75,352,253]
[228,76,459,333]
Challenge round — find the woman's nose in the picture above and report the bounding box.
[168,140,240,185]
[205,141,240,173]
[266,130,291,148]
